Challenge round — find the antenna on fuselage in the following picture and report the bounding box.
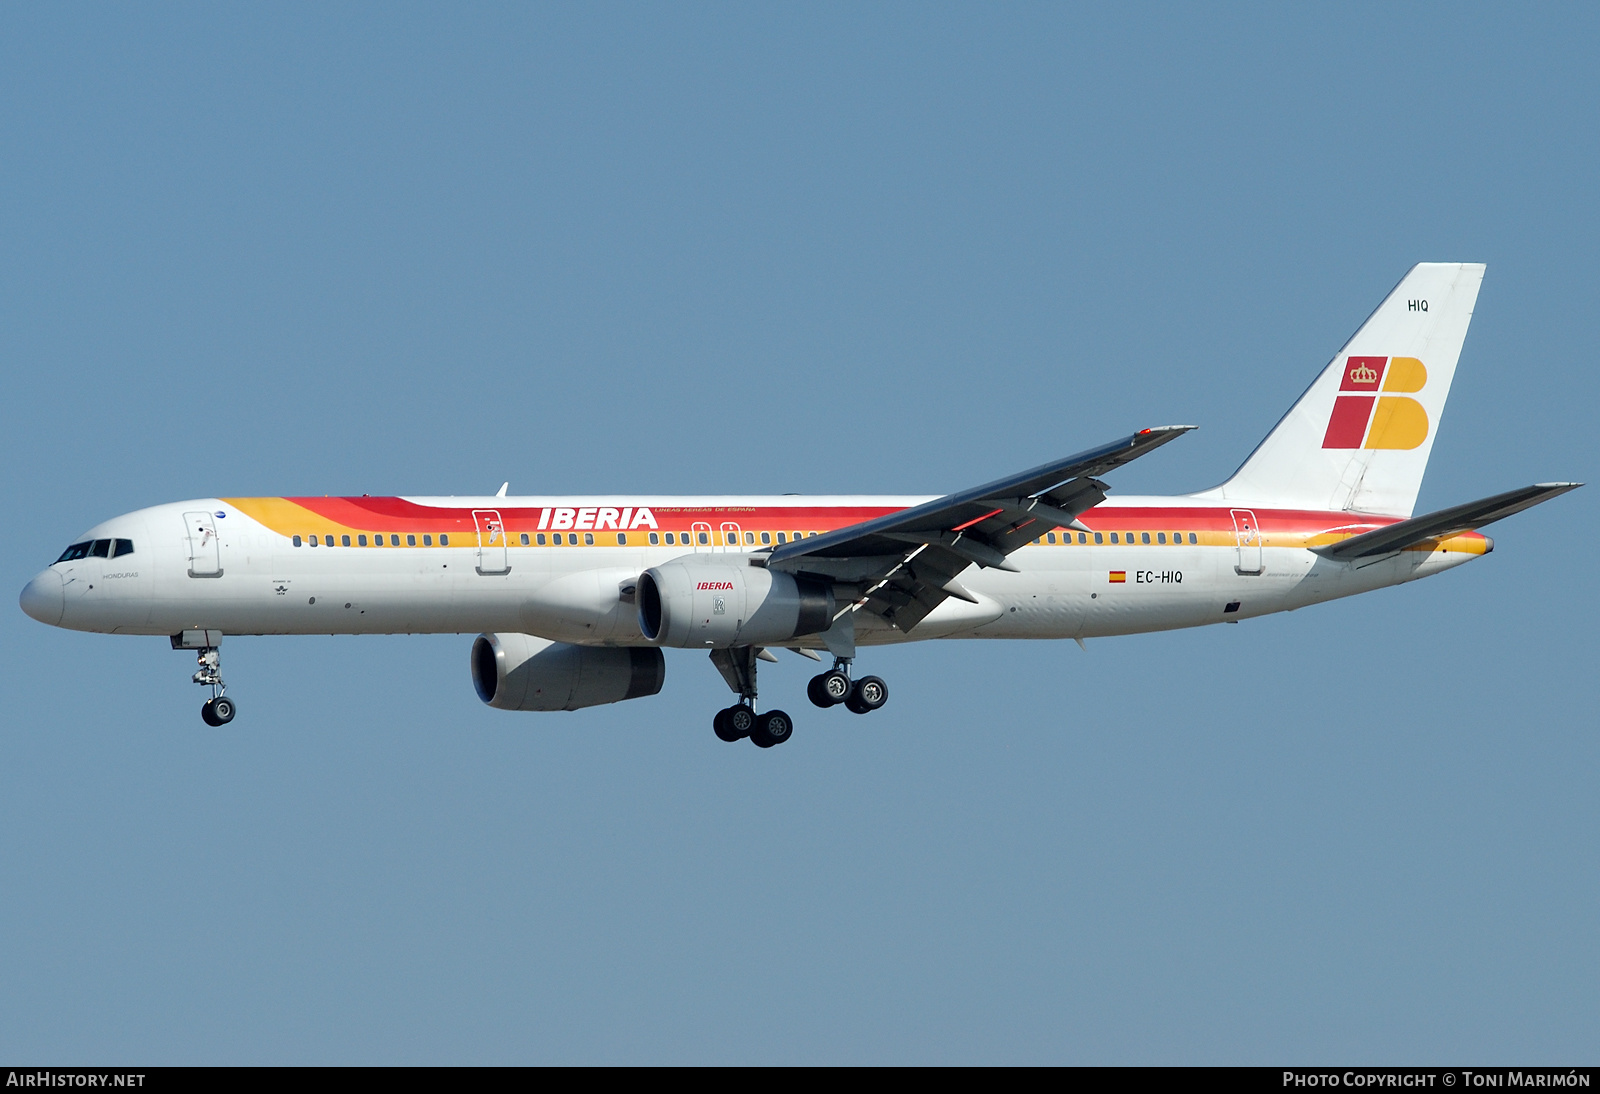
[496,482,508,498]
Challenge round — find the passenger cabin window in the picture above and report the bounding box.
[617,533,627,545]
[1157,532,1166,544]
[439,534,448,546]
[1142,532,1151,544]
[342,535,351,547]
[584,533,594,545]
[520,533,529,545]
[698,532,709,545]
[1093,532,1103,544]
[323,535,333,547]
[406,534,416,546]
[537,533,547,545]
[292,536,302,547]
[423,534,432,546]
[551,533,562,545]
[745,532,756,545]
[776,532,786,544]
[1047,532,1056,544]
[308,535,318,546]
[1109,533,1119,544]
[358,535,368,546]
[649,532,659,545]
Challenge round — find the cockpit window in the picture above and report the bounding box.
[55,538,135,563]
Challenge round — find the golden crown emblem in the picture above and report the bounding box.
[1349,362,1379,385]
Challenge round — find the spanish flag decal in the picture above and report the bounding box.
[1109,571,1126,583]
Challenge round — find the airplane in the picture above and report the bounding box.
[18,262,1580,747]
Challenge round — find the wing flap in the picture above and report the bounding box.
[768,425,1194,633]
[768,426,1193,568]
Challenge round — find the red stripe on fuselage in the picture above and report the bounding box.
[279,498,1421,540]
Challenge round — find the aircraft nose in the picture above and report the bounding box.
[19,569,64,627]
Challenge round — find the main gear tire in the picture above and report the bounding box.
[713,706,748,743]
[808,670,852,708]
[749,709,793,748]
[845,675,888,714]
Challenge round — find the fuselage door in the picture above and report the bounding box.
[1231,509,1263,575]
[719,522,742,554]
[183,511,223,577]
[473,509,511,575]
[691,522,713,554]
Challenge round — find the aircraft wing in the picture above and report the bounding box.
[1313,482,1583,561]
[766,426,1194,632]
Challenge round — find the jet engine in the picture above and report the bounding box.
[637,559,834,648]
[471,632,665,711]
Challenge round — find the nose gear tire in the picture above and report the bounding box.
[201,696,237,726]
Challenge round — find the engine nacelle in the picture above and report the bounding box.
[471,632,665,711]
[637,559,834,648]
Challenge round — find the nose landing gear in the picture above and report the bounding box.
[174,630,236,726]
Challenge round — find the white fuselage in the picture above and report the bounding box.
[22,494,1482,648]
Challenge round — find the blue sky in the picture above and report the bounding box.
[1,4,1595,1063]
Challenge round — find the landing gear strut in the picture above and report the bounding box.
[195,648,236,725]
[807,659,888,715]
[708,647,792,748]
[174,630,236,726]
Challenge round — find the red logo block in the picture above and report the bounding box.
[1341,356,1387,391]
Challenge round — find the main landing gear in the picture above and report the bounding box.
[707,647,792,748]
[807,660,888,715]
[713,703,793,748]
[174,630,236,726]
[707,648,888,748]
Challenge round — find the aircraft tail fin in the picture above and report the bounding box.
[1199,263,1485,517]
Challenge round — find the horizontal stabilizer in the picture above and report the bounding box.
[1313,482,1582,560]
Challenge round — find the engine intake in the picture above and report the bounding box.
[637,559,834,648]
[471,632,665,711]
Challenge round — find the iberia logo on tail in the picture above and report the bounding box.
[1322,356,1429,450]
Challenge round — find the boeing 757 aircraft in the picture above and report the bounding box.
[19,264,1579,746]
